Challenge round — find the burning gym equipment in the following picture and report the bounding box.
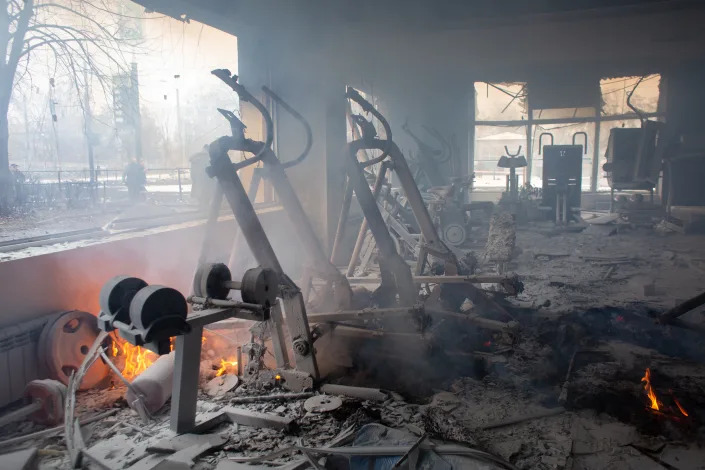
[539,132,586,224]
[98,70,319,433]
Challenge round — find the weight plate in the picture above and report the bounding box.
[204,374,239,397]
[304,394,343,413]
[24,379,66,425]
[193,263,231,300]
[37,311,109,391]
[241,267,279,306]
[443,223,466,246]
[129,285,187,331]
[99,276,148,323]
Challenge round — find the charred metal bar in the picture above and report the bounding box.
[348,160,392,276]
[657,290,705,324]
[345,139,417,306]
[385,141,458,275]
[187,296,263,313]
[307,306,421,323]
[209,138,284,273]
[227,168,263,272]
[426,308,519,334]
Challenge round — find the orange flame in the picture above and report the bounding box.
[111,332,238,381]
[215,358,238,377]
[673,396,689,417]
[116,342,157,380]
[641,368,660,411]
[640,369,689,418]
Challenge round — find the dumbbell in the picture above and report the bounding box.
[0,379,67,427]
[99,275,188,334]
[192,263,279,307]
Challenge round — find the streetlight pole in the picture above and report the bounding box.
[175,74,185,167]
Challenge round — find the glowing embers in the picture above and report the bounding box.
[640,368,688,418]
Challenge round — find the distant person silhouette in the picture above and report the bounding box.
[123,159,146,202]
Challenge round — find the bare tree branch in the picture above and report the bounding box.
[21,36,88,56]
[5,0,34,88]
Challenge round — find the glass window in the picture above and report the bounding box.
[475,82,528,121]
[600,75,661,116]
[532,107,596,120]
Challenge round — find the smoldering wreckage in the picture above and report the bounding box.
[2,64,705,469]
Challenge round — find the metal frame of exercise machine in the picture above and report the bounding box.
[211,71,353,312]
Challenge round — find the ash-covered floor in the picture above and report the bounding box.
[2,219,705,470]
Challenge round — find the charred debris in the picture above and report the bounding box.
[2,4,705,470]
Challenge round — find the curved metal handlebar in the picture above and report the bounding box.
[211,69,273,168]
[505,145,522,157]
[346,86,391,162]
[538,132,554,155]
[572,131,588,154]
[261,86,313,169]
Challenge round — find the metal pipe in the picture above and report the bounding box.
[222,280,243,290]
[188,296,263,311]
[658,290,705,324]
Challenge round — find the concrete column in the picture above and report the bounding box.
[238,33,346,252]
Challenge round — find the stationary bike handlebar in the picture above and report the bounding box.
[346,86,392,163]
[261,86,313,169]
[211,69,273,168]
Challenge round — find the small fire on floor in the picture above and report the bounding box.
[109,332,238,381]
[640,367,689,419]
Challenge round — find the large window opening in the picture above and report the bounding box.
[472,74,662,194]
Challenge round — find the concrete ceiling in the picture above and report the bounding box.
[136,0,702,36]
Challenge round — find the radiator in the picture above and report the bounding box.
[0,314,55,408]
